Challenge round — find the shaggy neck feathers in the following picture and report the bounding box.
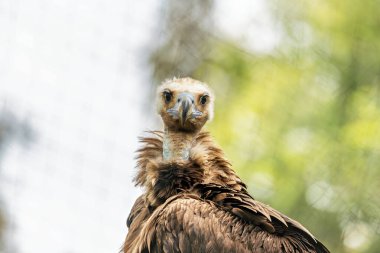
[134,131,246,208]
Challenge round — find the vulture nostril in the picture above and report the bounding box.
[177,98,181,102]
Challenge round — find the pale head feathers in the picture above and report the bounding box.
[156,77,214,132]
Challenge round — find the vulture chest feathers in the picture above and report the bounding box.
[123,78,329,253]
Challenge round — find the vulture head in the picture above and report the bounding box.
[157,77,214,133]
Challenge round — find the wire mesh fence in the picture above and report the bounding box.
[1,0,379,253]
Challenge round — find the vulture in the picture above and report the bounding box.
[123,77,329,253]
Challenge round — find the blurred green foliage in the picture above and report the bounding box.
[151,0,380,252]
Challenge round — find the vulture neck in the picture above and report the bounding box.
[162,128,196,161]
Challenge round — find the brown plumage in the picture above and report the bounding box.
[123,78,329,253]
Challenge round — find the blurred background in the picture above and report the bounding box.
[0,0,379,252]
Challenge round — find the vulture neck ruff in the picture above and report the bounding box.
[162,128,195,161]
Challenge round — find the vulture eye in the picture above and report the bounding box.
[200,95,208,105]
[163,91,172,103]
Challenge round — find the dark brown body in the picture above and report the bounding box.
[123,131,329,253]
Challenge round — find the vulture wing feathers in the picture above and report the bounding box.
[126,191,328,253]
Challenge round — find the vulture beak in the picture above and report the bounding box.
[167,93,203,126]
[178,93,193,126]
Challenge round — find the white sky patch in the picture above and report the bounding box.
[0,0,159,252]
[213,0,281,53]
